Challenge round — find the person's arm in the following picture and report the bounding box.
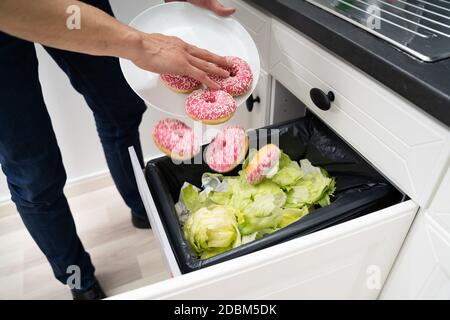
[0,0,230,88]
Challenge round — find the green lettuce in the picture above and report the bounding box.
[300,160,336,207]
[271,152,303,188]
[224,177,255,211]
[177,150,336,259]
[176,182,211,224]
[179,182,200,212]
[316,173,336,207]
[252,180,287,206]
[277,207,309,228]
[183,205,241,259]
[285,159,335,208]
[237,195,284,235]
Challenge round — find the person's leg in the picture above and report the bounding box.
[43,0,148,220]
[0,32,96,289]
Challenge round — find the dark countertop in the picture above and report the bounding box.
[245,0,450,128]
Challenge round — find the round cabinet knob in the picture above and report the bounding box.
[309,88,335,111]
[246,95,260,112]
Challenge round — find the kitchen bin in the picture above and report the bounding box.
[144,114,404,274]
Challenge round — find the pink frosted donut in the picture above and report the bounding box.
[244,144,281,184]
[185,89,237,124]
[205,126,249,173]
[210,56,253,97]
[152,118,200,160]
[160,74,201,93]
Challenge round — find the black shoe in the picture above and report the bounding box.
[71,281,106,300]
[131,212,151,229]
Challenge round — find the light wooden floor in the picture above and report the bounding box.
[0,185,169,300]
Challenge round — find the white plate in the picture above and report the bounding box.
[119,2,260,118]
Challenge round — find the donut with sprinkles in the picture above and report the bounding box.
[185,89,236,125]
[244,144,281,185]
[205,125,248,173]
[210,56,253,97]
[160,74,201,93]
[152,118,200,160]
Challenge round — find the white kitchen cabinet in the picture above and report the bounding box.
[216,0,272,128]
[380,167,450,299]
[220,0,271,71]
[269,19,450,208]
[247,69,271,128]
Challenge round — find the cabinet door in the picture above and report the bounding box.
[381,168,450,299]
[220,0,271,70]
[269,19,450,207]
[223,69,270,130]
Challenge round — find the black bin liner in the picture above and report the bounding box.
[145,115,403,274]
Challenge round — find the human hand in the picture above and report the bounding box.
[187,0,236,16]
[165,0,236,16]
[129,32,229,89]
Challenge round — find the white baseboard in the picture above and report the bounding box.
[0,171,114,218]
[0,201,16,219]
[64,171,114,198]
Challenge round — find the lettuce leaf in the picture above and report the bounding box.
[237,195,284,235]
[285,160,334,208]
[316,175,336,207]
[277,207,309,228]
[252,180,287,206]
[271,153,303,188]
[183,205,241,259]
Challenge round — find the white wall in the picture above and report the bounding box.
[0,0,163,202]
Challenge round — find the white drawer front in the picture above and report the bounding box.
[221,0,271,70]
[381,209,450,299]
[381,166,450,299]
[429,167,450,232]
[129,147,181,277]
[269,20,450,207]
[110,200,417,299]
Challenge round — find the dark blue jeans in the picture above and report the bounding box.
[0,1,147,290]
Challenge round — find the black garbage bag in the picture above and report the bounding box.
[145,115,403,274]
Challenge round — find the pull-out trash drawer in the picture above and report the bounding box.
[125,113,418,299]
